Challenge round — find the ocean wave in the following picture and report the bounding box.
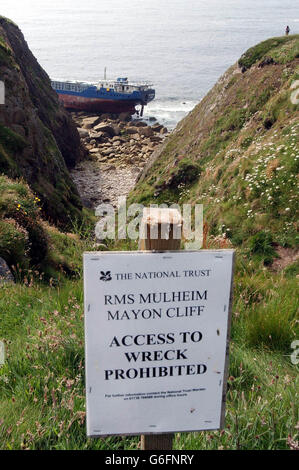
[142,99,198,129]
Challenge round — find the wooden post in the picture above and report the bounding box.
[140,433,174,451]
[139,207,182,251]
[139,207,182,450]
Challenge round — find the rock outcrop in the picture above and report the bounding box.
[0,257,14,283]
[0,17,86,227]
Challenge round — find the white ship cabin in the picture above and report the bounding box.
[51,78,152,94]
[97,78,152,93]
[51,80,91,93]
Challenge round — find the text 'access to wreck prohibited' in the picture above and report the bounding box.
[84,250,235,437]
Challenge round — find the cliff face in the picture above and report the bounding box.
[131,36,299,255]
[0,16,86,227]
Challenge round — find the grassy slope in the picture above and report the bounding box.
[0,36,298,450]
[0,268,297,450]
[132,36,299,253]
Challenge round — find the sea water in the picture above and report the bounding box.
[1,0,298,128]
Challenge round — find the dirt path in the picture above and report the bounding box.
[71,160,141,208]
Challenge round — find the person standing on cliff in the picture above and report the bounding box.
[285,26,290,36]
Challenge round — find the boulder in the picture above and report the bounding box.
[89,131,105,141]
[82,116,102,129]
[126,127,139,135]
[0,258,14,284]
[258,57,277,68]
[138,126,153,137]
[102,148,115,156]
[100,113,112,121]
[133,121,148,128]
[77,127,89,138]
[93,123,117,137]
[150,135,163,143]
[151,123,163,133]
[112,125,121,136]
[119,112,132,122]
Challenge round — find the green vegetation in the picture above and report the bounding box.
[0,124,85,229]
[0,174,95,280]
[238,35,299,70]
[248,232,277,265]
[0,16,17,27]
[0,126,27,154]
[0,218,29,269]
[0,126,28,177]
[0,259,297,450]
[0,33,13,66]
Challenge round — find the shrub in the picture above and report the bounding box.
[0,125,27,154]
[244,298,297,352]
[248,232,277,265]
[284,260,299,278]
[0,219,29,268]
[168,159,201,188]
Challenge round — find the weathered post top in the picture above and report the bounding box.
[139,207,183,251]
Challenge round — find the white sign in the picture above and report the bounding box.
[0,81,4,105]
[0,341,4,365]
[84,250,235,436]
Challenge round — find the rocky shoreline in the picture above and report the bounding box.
[70,112,169,208]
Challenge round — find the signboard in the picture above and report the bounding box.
[84,250,235,437]
[0,81,4,105]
